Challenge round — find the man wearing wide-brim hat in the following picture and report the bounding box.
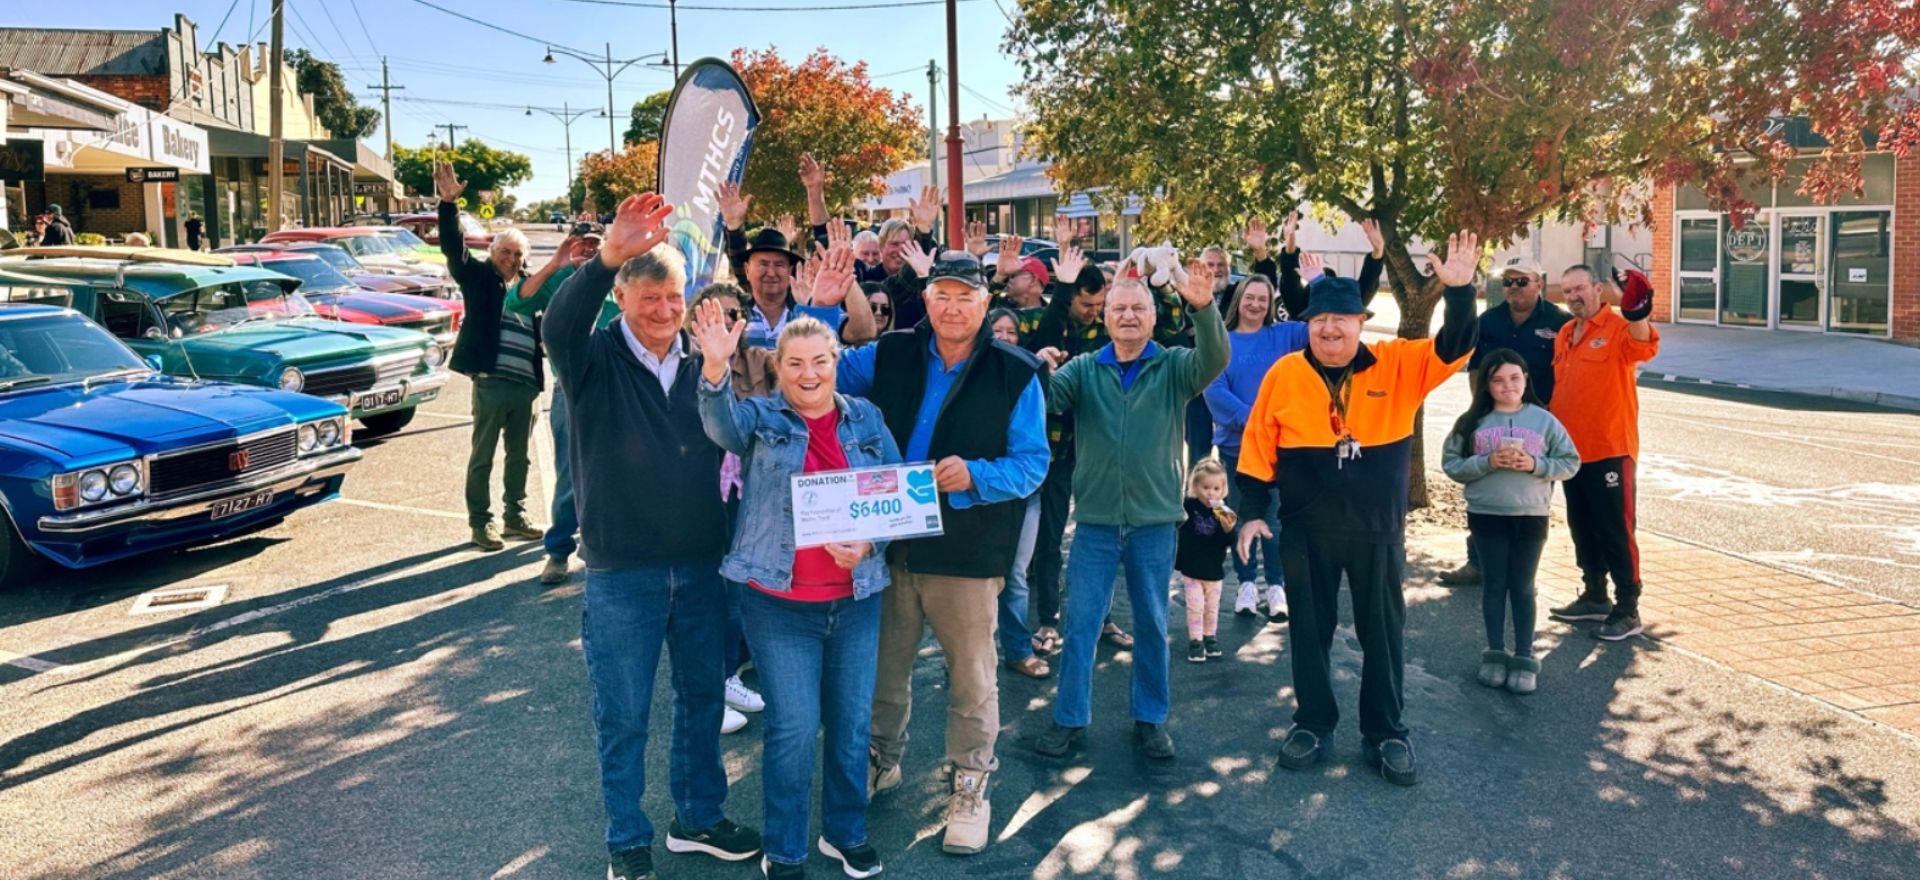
[1234,232,1484,788]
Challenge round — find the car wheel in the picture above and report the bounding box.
[356,407,418,439]
[0,510,44,592]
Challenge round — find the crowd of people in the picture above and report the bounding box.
[433,152,1660,879]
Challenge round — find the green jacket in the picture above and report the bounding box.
[508,264,621,329]
[1047,301,1228,526]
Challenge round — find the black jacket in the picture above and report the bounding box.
[1471,299,1571,404]
[443,201,543,389]
[39,218,73,246]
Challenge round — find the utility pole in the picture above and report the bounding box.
[438,123,468,150]
[606,42,618,153]
[367,57,405,212]
[669,0,681,78]
[266,0,285,234]
[943,0,964,249]
[529,103,592,212]
[927,60,939,199]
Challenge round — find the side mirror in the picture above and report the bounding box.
[143,327,165,341]
[144,354,164,372]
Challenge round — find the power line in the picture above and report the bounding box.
[207,0,244,48]
[347,0,384,61]
[313,0,363,61]
[959,81,1017,116]
[543,0,983,9]
[400,0,590,55]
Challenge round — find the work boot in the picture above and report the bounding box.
[1033,722,1085,758]
[1438,562,1481,586]
[942,769,990,855]
[539,556,570,585]
[502,518,544,541]
[866,749,901,798]
[471,522,505,551]
[1133,721,1175,760]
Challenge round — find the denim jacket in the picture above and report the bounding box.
[698,378,903,598]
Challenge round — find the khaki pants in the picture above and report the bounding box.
[869,562,1002,774]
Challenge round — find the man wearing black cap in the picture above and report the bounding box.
[1234,232,1482,787]
[834,249,1048,856]
[39,205,74,246]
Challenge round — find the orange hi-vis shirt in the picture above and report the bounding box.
[1549,303,1659,463]
[1238,338,1469,542]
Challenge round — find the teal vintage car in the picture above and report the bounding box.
[0,256,449,437]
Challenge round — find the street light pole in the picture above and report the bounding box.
[943,0,964,249]
[529,103,593,212]
[545,44,673,154]
[670,0,681,79]
[605,43,618,153]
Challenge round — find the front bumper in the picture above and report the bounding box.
[37,446,362,535]
[334,370,450,417]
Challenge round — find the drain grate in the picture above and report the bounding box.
[130,584,229,615]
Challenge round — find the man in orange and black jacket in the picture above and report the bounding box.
[1235,233,1482,787]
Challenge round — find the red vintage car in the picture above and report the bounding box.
[230,242,457,300]
[388,211,495,251]
[223,251,463,353]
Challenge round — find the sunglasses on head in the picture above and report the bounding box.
[1502,276,1534,287]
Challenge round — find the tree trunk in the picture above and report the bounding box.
[1382,242,1445,511]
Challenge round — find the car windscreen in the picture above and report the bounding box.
[337,235,397,257]
[0,312,146,388]
[300,247,364,273]
[458,215,488,237]
[257,256,357,294]
[381,228,429,248]
[156,279,317,335]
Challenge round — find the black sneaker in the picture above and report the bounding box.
[1133,721,1175,760]
[1187,640,1206,663]
[1202,636,1223,658]
[1033,721,1085,757]
[1363,738,1419,786]
[1549,595,1614,622]
[817,838,884,878]
[666,817,761,862]
[761,855,806,879]
[1274,726,1326,771]
[609,846,655,880]
[1596,612,1645,641]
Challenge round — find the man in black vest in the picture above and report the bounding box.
[544,193,762,880]
[834,249,1049,856]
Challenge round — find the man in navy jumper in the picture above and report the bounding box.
[544,193,762,880]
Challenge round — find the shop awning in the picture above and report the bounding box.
[964,163,1058,203]
[17,74,208,175]
[2,71,120,132]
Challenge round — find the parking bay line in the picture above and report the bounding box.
[0,648,62,674]
[336,497,470,521]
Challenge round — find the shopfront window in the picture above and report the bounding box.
[1720,216,1771,326]
[1828,211,1891,335]
[1676,216,1717,322]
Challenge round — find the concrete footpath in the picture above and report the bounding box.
[1364,295,1920,411]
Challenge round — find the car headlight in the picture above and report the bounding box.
[317,418,342,447]
[108,464,141,496]
[297,417,347,455]
[423,344,447,368]
[79,470,109,502]
[278,366,304,392]
[298,423,318,453]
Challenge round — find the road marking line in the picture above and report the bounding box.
[409,410,473,422]
[336,498,470,520]
[0,649,62,673]
[1644,410,1920,467]
[533,389,556,512]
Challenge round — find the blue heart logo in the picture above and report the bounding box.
[906,467,937,505]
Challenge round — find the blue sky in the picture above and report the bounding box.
[11,0,1028,201]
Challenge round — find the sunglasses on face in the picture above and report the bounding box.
[723,307,742,322]
[1502,277,1534,288]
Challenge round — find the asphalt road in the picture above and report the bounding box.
[3,237,1918,878]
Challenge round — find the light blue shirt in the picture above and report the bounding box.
[621,322,683,395]
[838,335,1049,508]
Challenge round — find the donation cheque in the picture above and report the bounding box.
[791,463,945,547]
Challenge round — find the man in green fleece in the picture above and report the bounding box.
[1033,249,1229,761]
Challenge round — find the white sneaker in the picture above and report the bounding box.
[1234,582,1260,616]
[1265,584,1289,620]
[722,706,748,734]
[725,674,764,713]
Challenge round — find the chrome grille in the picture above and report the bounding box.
[149,429,299,497]
[302,365,378,398]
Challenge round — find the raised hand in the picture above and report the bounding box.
[561,234,590,266]
[1360,218,1386,258]
[599,192,675,269]
[792,250,821,305]
[718,182,751,231]
[1179,259,1215,309]
[1433,230,1482,288]
[432,160,466,203]
[810,241,857,307]
[1614,265,1655,322]
[797,153,826,191]
[1051,245,1086,288]
[909,185,942,232]
[1299,251,1325,277]
[901,239,935,278]
[994,233,1024,279]
[1282,212,1300,252]
[774,213,800,244]
[825,217,851,250]
[1052,214,1074,246]
[1244,217,1269,254]
[965,220,990,258]
[692,297,744,383]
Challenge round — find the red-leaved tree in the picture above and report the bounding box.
[733,47,925,217]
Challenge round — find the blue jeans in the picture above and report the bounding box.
[544,384,579,561]
[1221,449,1281,587]
[998,494,1042,663]
[1185,396,1213,468]
[581,563,730,852]
[738,586,882,866]
[1055,523,1177,727]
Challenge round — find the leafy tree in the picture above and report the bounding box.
[577,142,663,215]
[525,196,573,219]
[1008,0,1920,505]
[625,91,673,146]
[733,48,926,217]
[283,49,380,139]
[393,140,534,202]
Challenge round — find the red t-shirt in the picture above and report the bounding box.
[752,409,855,602]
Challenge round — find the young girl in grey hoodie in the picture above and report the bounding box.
[1443,348,1581,695]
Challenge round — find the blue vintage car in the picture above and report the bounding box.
[0,298,360,590]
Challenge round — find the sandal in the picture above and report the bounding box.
[1007,655,1051,679]
[1032,627,1061,657]
[1101,622,1135,649]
